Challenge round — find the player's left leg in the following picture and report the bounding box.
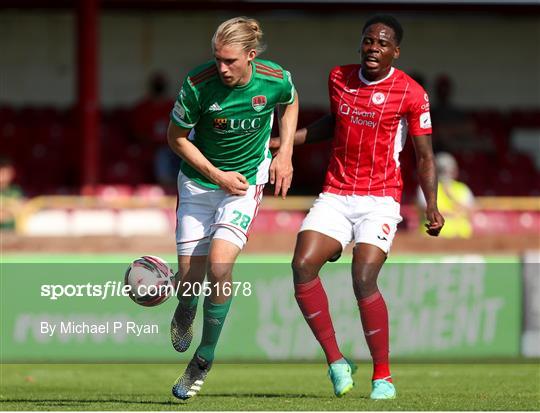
[198,238,240,357]
[193,183,262,361]
[172,238,241,400]
[352,244,395,400]
[351,197,401,400]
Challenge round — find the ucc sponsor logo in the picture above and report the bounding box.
[213,117,262,133]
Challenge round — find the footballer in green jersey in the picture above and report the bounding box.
[171,58,295,189]
[167,17,298,401]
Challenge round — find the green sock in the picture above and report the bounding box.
[195,297,232,362]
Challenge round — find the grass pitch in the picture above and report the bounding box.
[1,363,539,410]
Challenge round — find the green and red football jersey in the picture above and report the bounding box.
[171,58,295,188]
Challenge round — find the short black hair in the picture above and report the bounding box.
[362,15,403,45]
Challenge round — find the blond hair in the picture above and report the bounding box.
[212,17,266,54]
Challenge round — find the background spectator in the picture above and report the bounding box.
[0,158,24,230]
[417,152,475,238]
[131,73,180,189]
[431,74,493,154]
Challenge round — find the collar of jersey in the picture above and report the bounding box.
[358,66,395,86]
[231,61,256,90]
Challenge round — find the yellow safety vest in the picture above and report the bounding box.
[435,180,473,238]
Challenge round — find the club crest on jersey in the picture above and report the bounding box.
[252,95,267,112]
[382,223,391,235]
[372,92,386,105]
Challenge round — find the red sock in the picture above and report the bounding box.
[358,291,392,382]
[295,277,343,364]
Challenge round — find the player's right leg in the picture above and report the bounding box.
[171,171,216,353]
[171,255,206,353]
[172,238,242,400]
[293,231,356,397]
[292,193,356,396]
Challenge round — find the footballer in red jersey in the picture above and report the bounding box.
[272,15,444,400]
[324,64,432,202]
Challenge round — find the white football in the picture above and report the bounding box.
[124,255,175,307]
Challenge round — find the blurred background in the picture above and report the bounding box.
[1,0,539,363]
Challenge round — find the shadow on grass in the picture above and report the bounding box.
[1,399,174,407]
[0,392,332,406]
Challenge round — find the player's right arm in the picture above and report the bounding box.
[169,74,248,195]
[167,123,249,196]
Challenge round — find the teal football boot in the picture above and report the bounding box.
[370,379,396,400]
[327,358,357,397]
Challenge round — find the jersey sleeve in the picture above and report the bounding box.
[407,85,432,137]
[170,76,200,129]
[278,70,296,104]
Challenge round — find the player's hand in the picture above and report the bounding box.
[215,171,249,196]
[269,137,281,156]
[269,151,293,199]
[424,206,445,236]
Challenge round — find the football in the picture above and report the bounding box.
[124,255,176,307]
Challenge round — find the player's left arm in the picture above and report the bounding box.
[270,90,299,198]
[413,134,445,236]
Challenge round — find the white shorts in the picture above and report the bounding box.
[300,193,403,254]
[176,171,264,256]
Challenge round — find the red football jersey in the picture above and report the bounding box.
[323,65,432,203]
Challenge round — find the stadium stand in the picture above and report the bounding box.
[1,105,539,197]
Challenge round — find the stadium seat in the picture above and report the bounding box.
[4,104,537,197]
[134,184,166,199]
[95,184,133,199]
